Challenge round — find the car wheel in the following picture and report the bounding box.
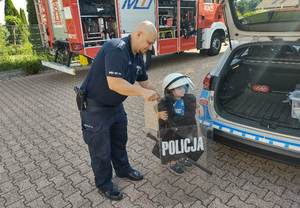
[208,33,222,56]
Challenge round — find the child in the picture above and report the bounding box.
[157,73,197,174]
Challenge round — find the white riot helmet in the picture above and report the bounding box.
[162,73,195,95]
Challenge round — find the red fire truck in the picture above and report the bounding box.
[34,0,226,74]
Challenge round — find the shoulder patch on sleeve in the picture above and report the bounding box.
[108,71,123,76]
[116,40,126,49]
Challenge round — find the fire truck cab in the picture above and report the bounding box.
[34,0,226,74]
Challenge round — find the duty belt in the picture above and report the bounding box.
[85,98,121,112]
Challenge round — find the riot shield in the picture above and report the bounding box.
[144,95,211,177]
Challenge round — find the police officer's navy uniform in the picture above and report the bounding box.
[80,35,148,192]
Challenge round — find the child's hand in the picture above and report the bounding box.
[158,111,168,121]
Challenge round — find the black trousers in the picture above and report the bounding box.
[80,104,131,191]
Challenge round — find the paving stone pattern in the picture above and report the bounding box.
[0,50,299,207]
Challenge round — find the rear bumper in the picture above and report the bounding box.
[198,119,300,163]
[214,129,300,165]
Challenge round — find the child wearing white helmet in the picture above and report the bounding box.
[156,72,197,174]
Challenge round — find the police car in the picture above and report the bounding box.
[197,0,300,162]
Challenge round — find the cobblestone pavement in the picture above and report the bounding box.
[0,48,299,208]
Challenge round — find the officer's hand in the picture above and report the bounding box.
[144,89,160,101]
[158,111,168,121]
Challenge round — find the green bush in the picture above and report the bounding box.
[20,9,28,25]
[22,56,42,75]
[0,12,44,74]
[0,26,9,55]
[5,16,30,45]
[0,55,22,71]
[0,54,42,75]
[5,42,33,55]
[5,0,19,17]
[38,52,55,62]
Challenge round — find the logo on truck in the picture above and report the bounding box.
[122,0,153,9]
[51,0,62,26]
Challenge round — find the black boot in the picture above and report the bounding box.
[98,185,123,201]
[116,168,144,181]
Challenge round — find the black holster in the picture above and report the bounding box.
[74,86,87,111]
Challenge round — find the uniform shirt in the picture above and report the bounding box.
[83,35,148,107]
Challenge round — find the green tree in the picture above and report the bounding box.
[26,0,38,25]
[5,0,19,17]
[0,25,8,55]
[20,9,28,25]
[5,16,30,45]
[236,0,262,14]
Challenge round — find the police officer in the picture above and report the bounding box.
[79,21,159,201]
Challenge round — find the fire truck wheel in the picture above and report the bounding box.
[55,47,70,65]
[199,49,208,55]
[208,32,222,56]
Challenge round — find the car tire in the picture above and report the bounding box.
[208,32,222,56]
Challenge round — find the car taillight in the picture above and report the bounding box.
[203,73,213,90]
[70,43,83,51]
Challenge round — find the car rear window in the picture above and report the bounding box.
[230,0,300,32]
[234,44,300,62]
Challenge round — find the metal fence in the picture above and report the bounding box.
[1,24,45,54]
